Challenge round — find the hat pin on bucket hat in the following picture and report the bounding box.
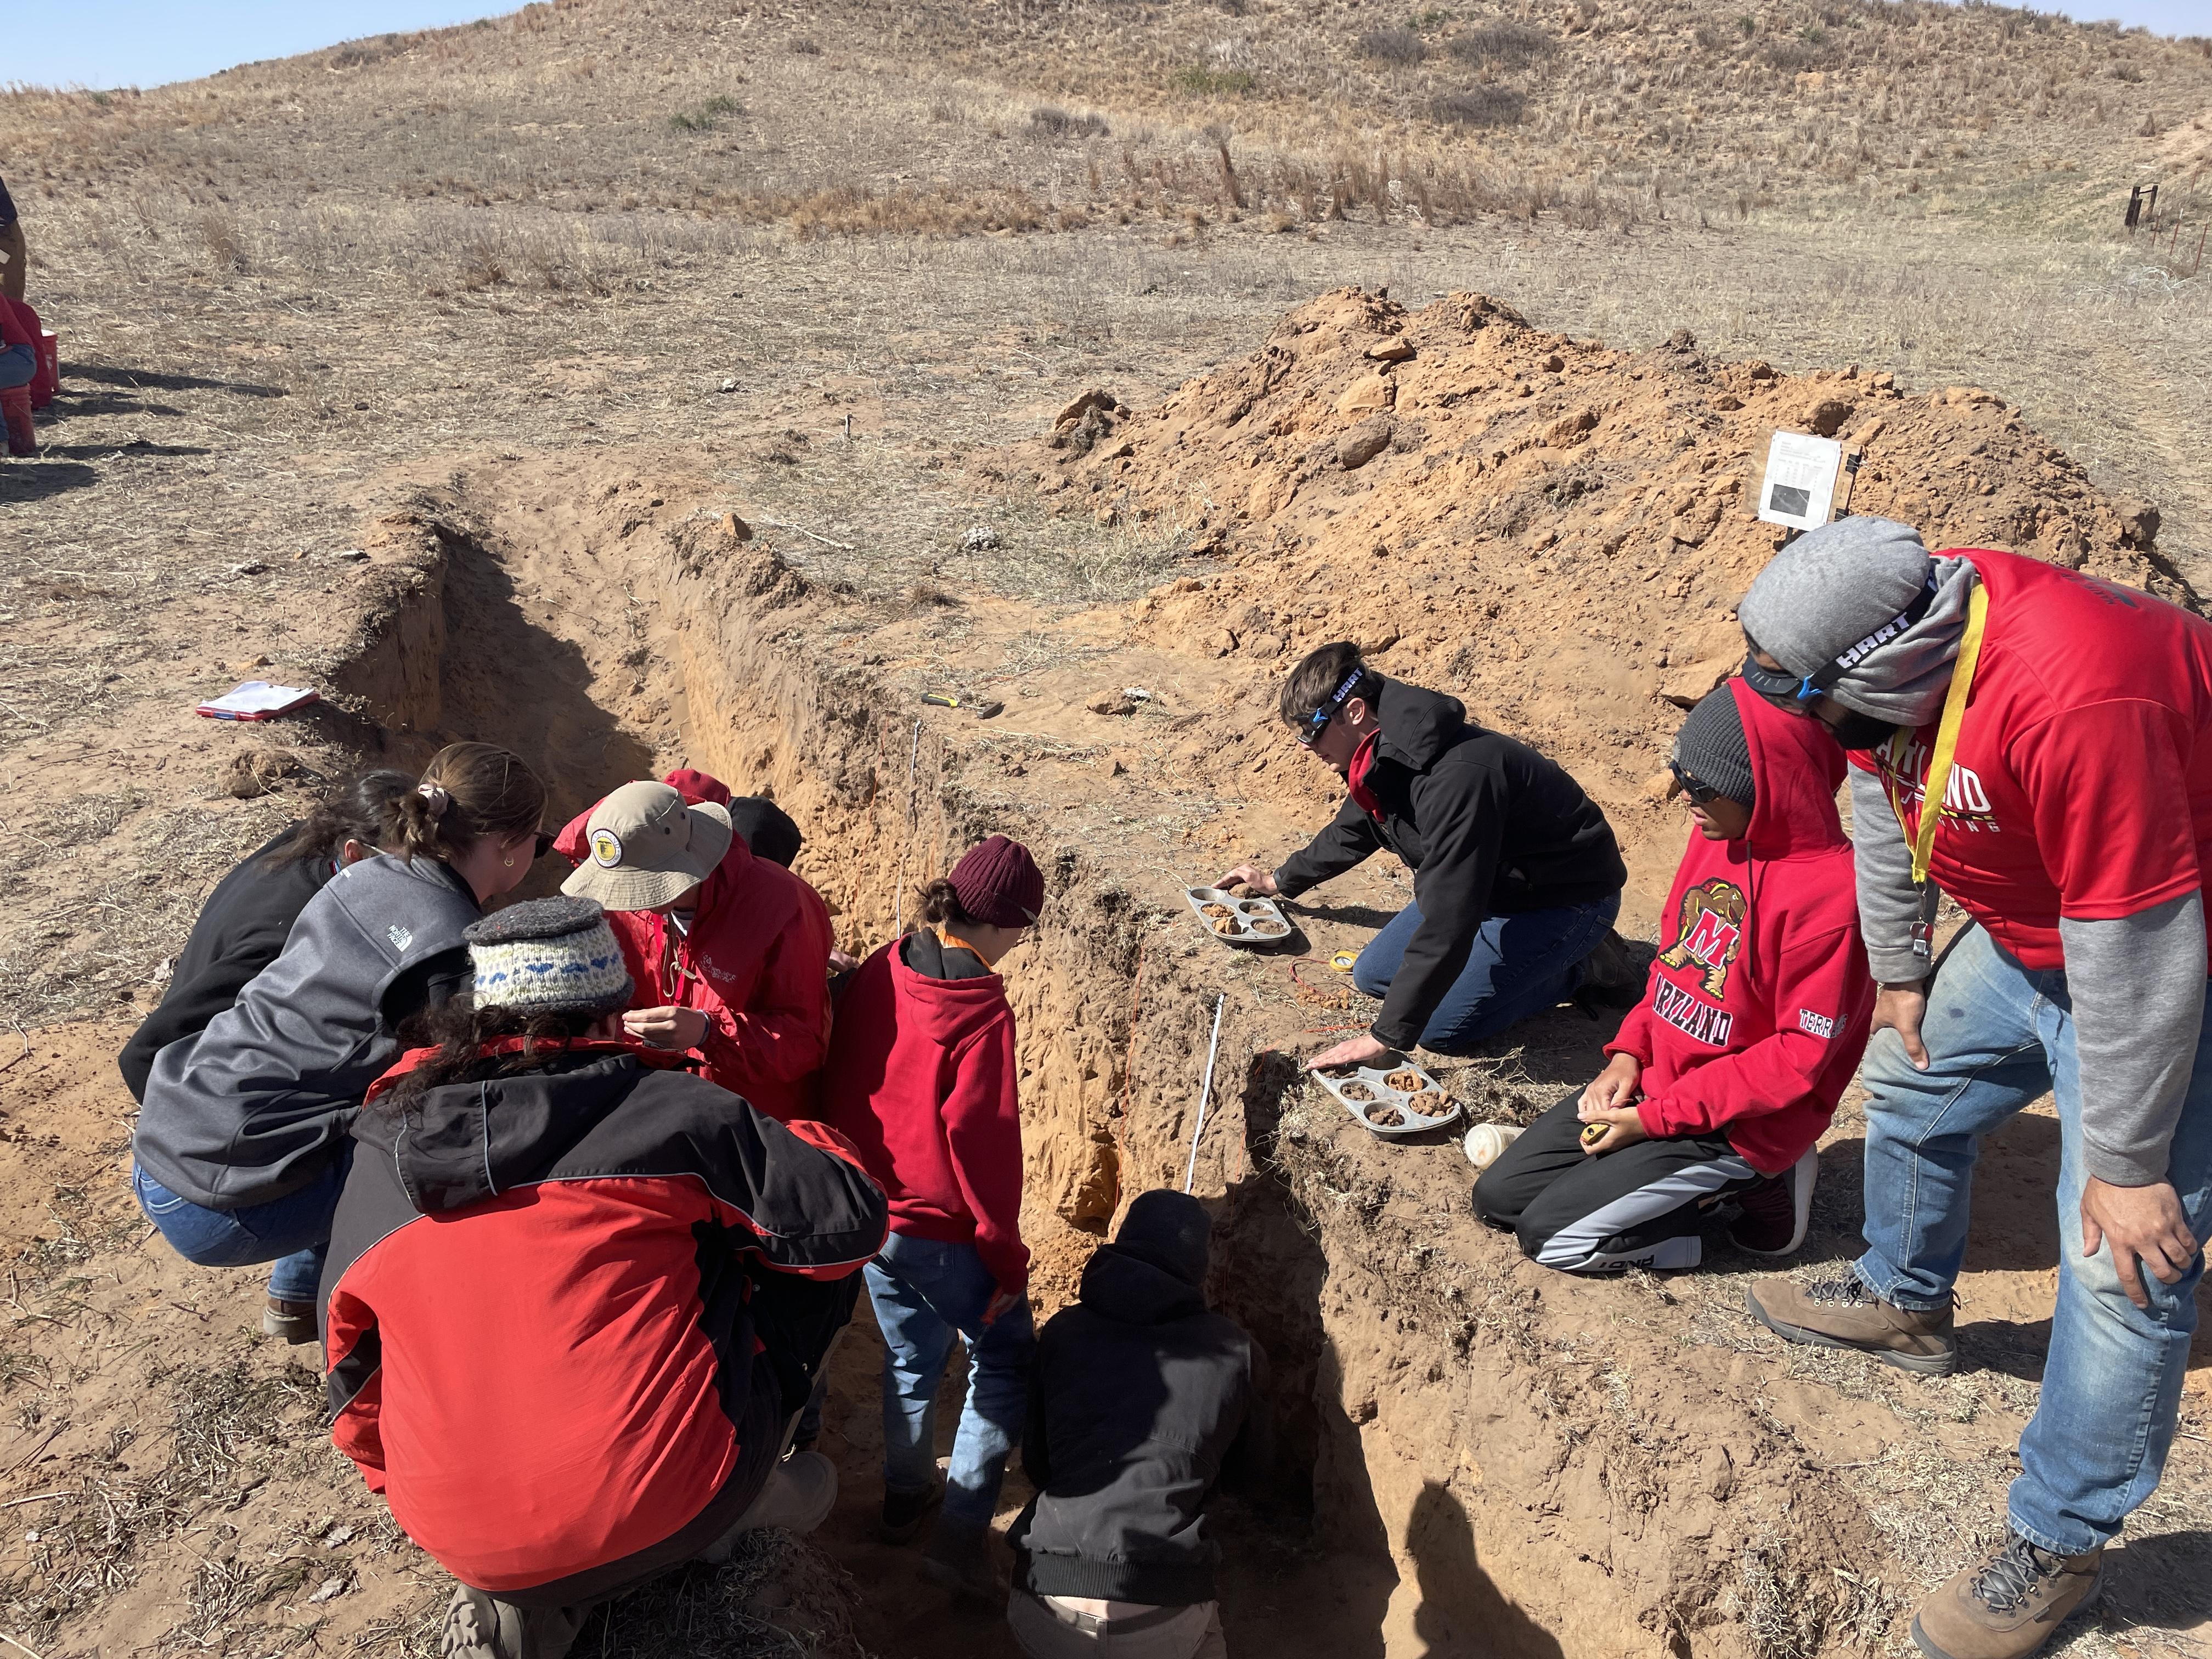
[561,780,734,912]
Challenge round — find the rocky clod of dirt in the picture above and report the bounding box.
[1019,285,2192,881]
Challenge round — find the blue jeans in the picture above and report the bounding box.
[865,1231,1036,1531]
[1351,892,1622,1053]
[1853,924,2212,1555]
[131,1153,353,1306]
[0,343,31,390]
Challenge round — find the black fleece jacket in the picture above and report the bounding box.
[1273,679,1624,1049]
[1008,1242,1271,1605]
[119,828,329,1102]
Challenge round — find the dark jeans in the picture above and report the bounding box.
[1474,1093,1761,1272]
[0,343,31,391]
[131,1152,352,1304]
[1351,893,1622,1053]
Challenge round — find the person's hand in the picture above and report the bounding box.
[1576,1103,1648,1155]
[827,948,861,975]
[2081,1176,2200,1310]
[1216,863,1280,898]
[981,1285,1024,1327]
[1872,980,1930,1070]
[1580,1053,1641,1115]
[623,1006,710,1052]
[1308,1031,1390,1073]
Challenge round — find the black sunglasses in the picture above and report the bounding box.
[533,831,556,859]
[1668,759,1722,805]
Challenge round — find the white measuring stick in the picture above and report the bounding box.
[1182,994,1227,1195]
[893,718,923,936]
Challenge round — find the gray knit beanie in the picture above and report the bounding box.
[465,896,634,1019]
[1672,686,1756,809]
[1737,517,1977,727]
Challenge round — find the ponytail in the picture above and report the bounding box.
[916,877,977,932]
[381,743,548,866]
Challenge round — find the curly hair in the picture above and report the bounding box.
[378,996,605,1115]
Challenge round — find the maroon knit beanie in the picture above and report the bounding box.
[949,835,1045,928]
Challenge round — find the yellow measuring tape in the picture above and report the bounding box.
[1898,583,1989,885]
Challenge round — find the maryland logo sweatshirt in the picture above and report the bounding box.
[1606,680,1875,1174]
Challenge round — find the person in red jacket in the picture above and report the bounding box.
[821,835,1045,1605]
[556,770,832,1120]
[1474,680,1874,1271]
[322,897,888,1659]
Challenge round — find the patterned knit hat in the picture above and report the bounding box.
[465,896,634,1018]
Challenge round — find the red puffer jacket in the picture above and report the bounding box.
[555,770,833,1121]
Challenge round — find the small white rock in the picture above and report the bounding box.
[718,377,738,393]
[962,525,1001,551]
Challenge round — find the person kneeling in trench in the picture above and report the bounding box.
[1219,642,1634,1073]
[1007,1190,1272,1659]
[321,897,888,1659]
[1474,681,1873,1271]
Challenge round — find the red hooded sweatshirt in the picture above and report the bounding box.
[555,769,833,1121]
[1606,679,1875,1175]
[818,931,1028,1295]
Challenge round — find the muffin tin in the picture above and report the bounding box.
[1184,886,1295,946]
[1314,1054,1462,1138]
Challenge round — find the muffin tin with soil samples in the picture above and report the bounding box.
[1314,1053,1462,1139]
[1183,886,1294,946]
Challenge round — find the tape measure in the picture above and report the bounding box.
[1328,950,1359,974]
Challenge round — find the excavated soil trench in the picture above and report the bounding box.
[312,362,2212,1655]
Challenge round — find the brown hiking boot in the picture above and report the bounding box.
[262,1296,317,1345]
[1745,1272,1957,1375]
[1911,1532,2103,1659]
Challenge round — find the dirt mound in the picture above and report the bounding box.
[1012,283,2189,894]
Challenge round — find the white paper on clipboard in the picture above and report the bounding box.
[1757,431,1844,531]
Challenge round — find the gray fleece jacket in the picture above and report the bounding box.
[132,854,481,1210]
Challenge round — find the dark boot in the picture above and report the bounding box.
[262,1296,317,1345]
[879,1479,941,1546]
[1729,1147,1819,1257]
[1571,930,1644,1014]
[919,1517,1004,1606]
[438,1583,583,1659]
[1911,1532,2103,1659]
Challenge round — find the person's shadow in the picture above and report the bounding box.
[1407,1481,1565,1658]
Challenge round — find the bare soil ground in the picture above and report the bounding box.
[3,1,2211,1654]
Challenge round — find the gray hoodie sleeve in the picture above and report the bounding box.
[2061,893,2207,1187]
[1848,768,1926,984]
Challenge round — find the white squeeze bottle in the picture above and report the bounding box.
[1463,1122,1523,1171]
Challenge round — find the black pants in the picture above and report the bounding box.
[1472,1093,1762,1272]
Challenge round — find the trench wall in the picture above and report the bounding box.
[325,496,1891,1659]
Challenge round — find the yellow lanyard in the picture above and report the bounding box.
[1892,583,1989,886]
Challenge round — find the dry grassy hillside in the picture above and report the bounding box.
[1,2,2211,1655]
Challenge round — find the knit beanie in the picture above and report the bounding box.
[727,796,803,870]
[949,835,1045,928]
[465,896,634,1019]
[1672,685,1756,810]
[1114,1189,1212,1289]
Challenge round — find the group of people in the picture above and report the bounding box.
[122,755,1266,1659]
[117,511,2211,1659]
[1215,515,2208,1659]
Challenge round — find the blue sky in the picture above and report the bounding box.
[5,0,2204,89]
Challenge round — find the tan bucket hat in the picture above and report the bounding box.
[560,780,733,912]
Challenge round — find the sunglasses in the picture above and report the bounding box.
[1668,760,1723,805]
[532,831,556,859]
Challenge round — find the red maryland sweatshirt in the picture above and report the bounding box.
[819,931,1029,1294]
[1607,680,1875,1175]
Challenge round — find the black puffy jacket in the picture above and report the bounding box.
[1008,1221,1271,1606]
[1273,678,1624,1048]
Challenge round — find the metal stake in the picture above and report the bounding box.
[1182,994,1227,1195]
